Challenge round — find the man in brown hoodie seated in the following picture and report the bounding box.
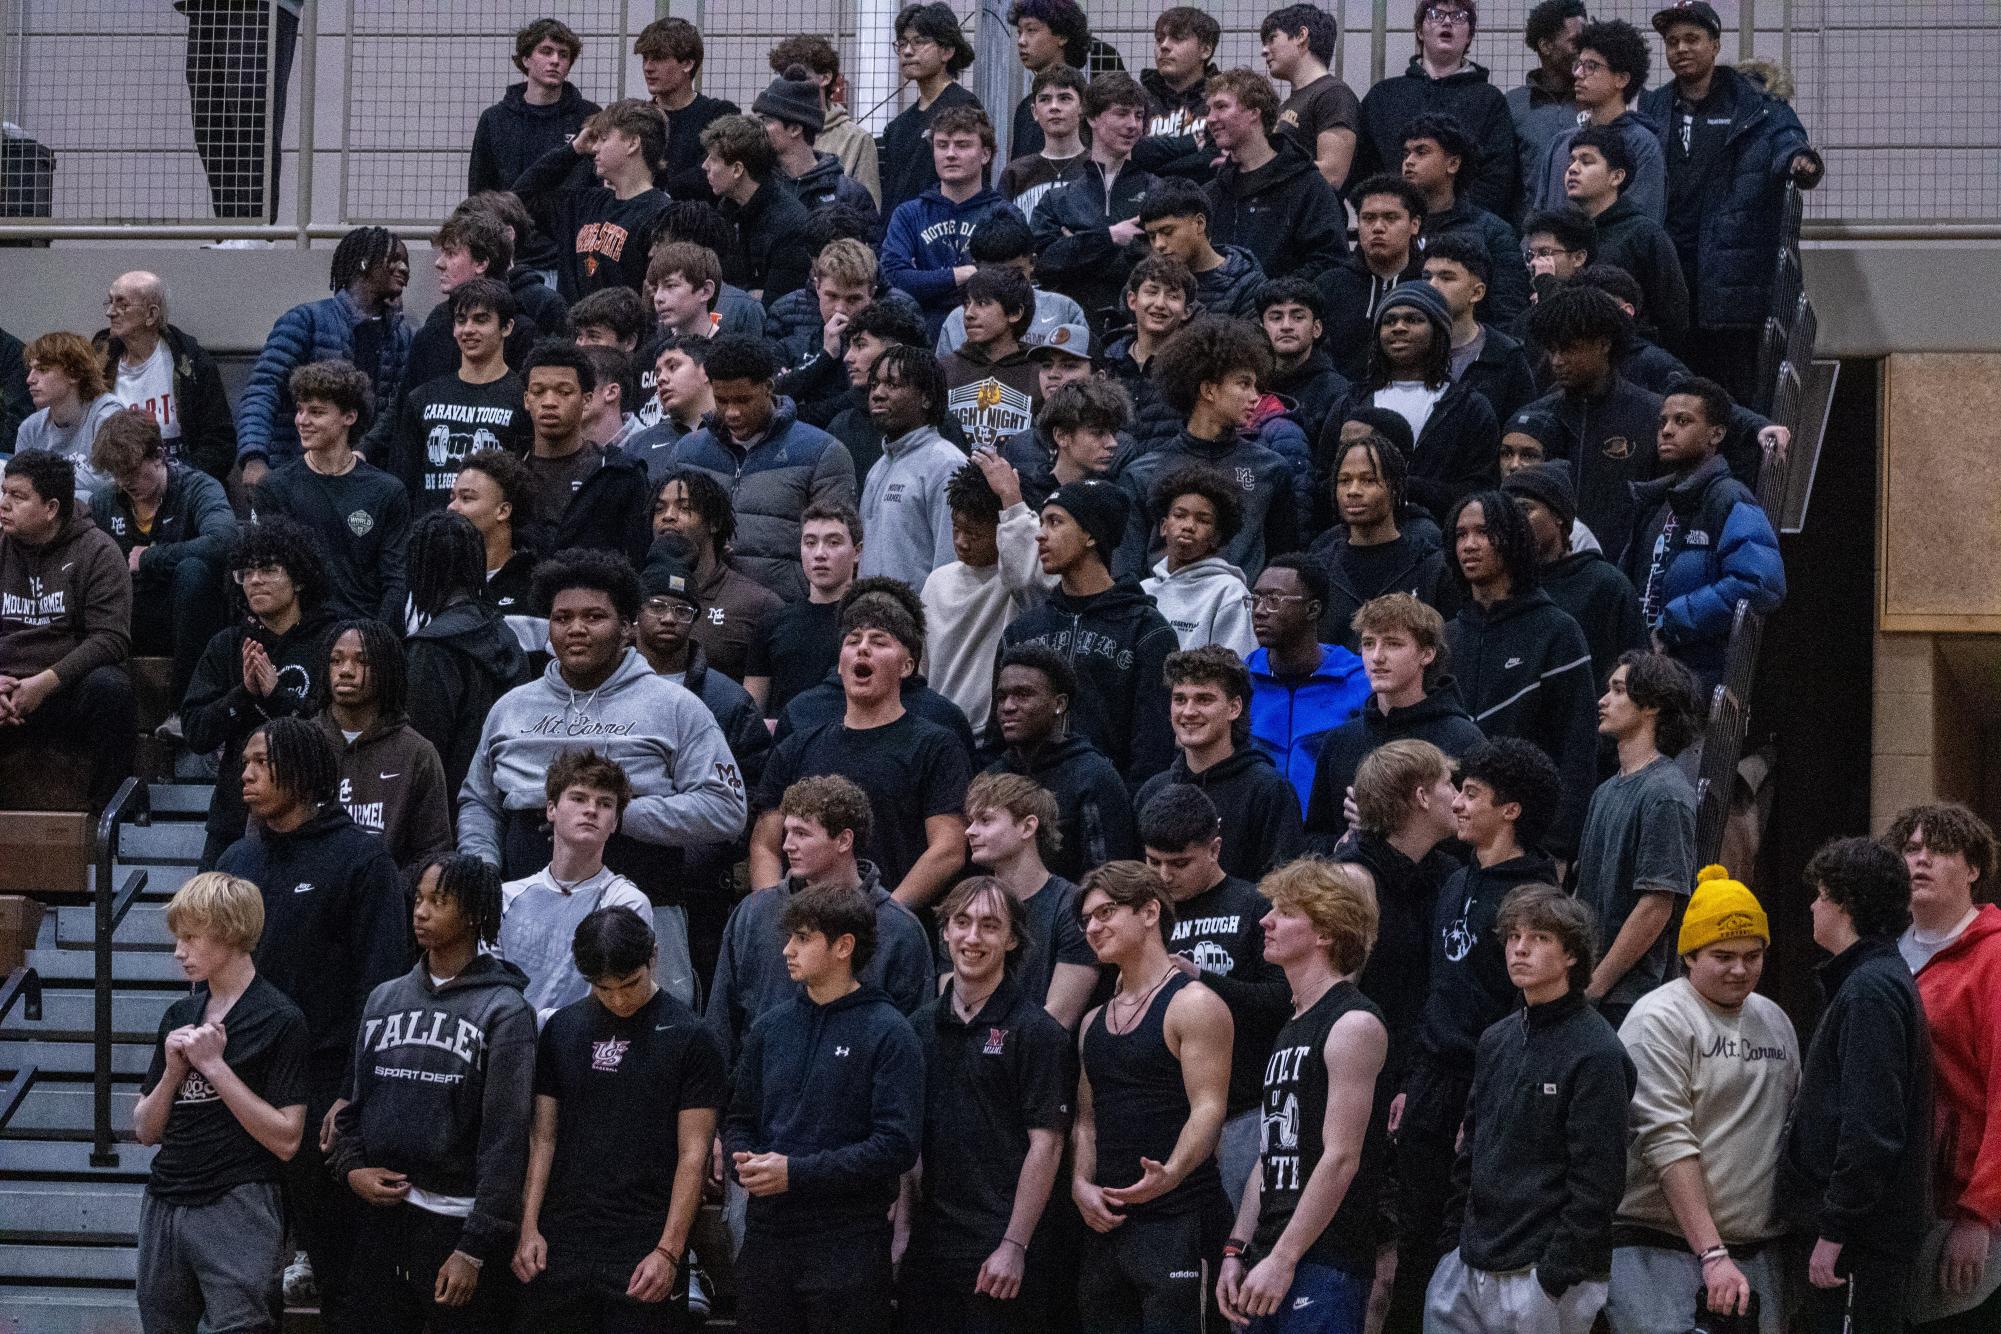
[0,450,134,808]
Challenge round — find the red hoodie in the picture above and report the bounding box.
[1915,903,2001,1225]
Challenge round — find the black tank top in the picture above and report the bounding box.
[1082,970,1222,1218]
[1251,979,1388,1274]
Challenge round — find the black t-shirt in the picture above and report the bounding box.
[755,712,972,890]
[522,443,604,532]
[1017,875,1097,1009]
[1166,875,1290,1114]
[1337,536,1422,602]
[391,371,531,512]
[1277,75,1360,167]
[143,976,310,1204]
[744,597,843,719]
[534,988,729,1262]
[911,976,1073,1266]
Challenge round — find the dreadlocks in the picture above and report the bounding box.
[868,344,949,428]
[253,716,340,810]
[1334,432,1412,518]
[322,618,408,720]
[406,511,487,623]
[329,226,398,294]
[409,852,506,947]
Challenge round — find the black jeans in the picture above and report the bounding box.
[736,1222,892,1334]
[288,1056,356,1328]
[518,1251,689,1334]
[1,663,136,811]
[131,554,226,702]
[181,1,299,221]
[342,1201,514,1334]
[1386,1060,1475,1334]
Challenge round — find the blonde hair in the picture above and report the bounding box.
[1353,739,1452,836]
[164,872,266,953]
[1260,858,1378,973]
[812,238,878,290]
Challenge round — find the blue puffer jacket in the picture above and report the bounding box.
[1621,453,1785,683]
[236,291,411,467]
[1639,67,1818,329]
[1247,644,1372,814]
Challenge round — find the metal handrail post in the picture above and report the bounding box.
[1371,0,1389,85]
[91,778,150,1169]
[1740,0,1757,64]
[295,0,317,249]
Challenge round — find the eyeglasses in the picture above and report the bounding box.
[1423,6,1470,24]
[642,598,698,624]
[1252,592,1311,610]
[103,296,146,313]
[1523,244,1580,262]
[892,37,938,54]
[233,563,287,585]
[1081,902,1132,927]
[1573,57,1609,75]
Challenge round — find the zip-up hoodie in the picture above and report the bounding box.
[1416,848,1561,1072]
[705,862,934,1062]
[1307,526,1451,651]
[987,733,1140,882]
[88,464,238,583]
[1030,156,1159,332]
[405,597,531,801]
[0,510,130,683]
[1142,555,1256,656]
[1205,135,1349,284]
[1248,643,1372,813]
[329,954,537,1263]
[458,648,748,869]
[1136,746,1306,882]
[881,188,1022,328]
[1522,373,1664,567]
[317,714,452,870]
[1121,429,1299,581]
[1780,937,1933,1261]
[921,500,1043,726]
[1448,990,1637,1292]
[790,150,882,235]
[1910,905,2001,1228]
[215,805,409,1058]
[722,982,925,1237]
[1541,547,1647,692]
[469,81,600,195]
[858,424,963,589]
[999,576,1180,788]
[1305,684,1487,848]
[183,607,336,839]
[1447,591,1598,853]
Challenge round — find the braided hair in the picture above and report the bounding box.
[409,853,506,948]
[329,226,398,294]
[252,716,340,811]
[406,511,487,623]
[1332,432,1411,519]
[320,618,408,720]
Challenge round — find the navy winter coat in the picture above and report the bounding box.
[236,291,411,468]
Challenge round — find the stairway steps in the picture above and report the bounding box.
[0,1288,142,1334]
[0,990,176,1040]
[56,904,173,950]
[0,1180,141,1237]
[109,823,204,865]
[0,1085,137,1139]
[0,1241,138,1283]
[0,1040,155,1077]
[25,946,193,986]
[0,1139,154,1178]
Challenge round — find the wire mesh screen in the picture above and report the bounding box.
[0,0,293,224]
[340,1,631,226]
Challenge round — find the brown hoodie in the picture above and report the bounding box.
[316,713,453,872]
[0,510,132,683]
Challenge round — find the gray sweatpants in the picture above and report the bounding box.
[1424,1249,1608,1334]
[137,1179,287,1334]
[1606,1244,1790,1334]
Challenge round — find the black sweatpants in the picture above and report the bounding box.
[131,554,226,702]
[736,1222,892,1334]
[1385,1060,1475,1334]
[341,1200,512,1334]
[0,663,135,811]
[518,1250,691,1334]
[1801,1246,1913,1334]
[1076,1210,1209,1334]
[896,1249,1049,1334]
[181,0,299,221]
[289,1056,356,1328]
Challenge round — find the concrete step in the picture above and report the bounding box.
[0,1039,154,1078]
[147,784,211,816]
[0,1084,137,1139]
[0,1241,138,1283]
[24,946,189,986]
[0,1138,154,1179]
[0,1179,141,1238]
[0,1288,142,1334]
[111,822,204,865]
[0,990,176,1041]
[57,904,173,950]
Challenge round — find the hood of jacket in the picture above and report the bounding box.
[531,643,661,711]
[913,185,1007,220]
[1007,730,1106,782]
[498,80,592,120]
[1148,553,1250,588]
[1546,547,1619,584]
[392,950,529,1001]
[1401,55,1497,88]
[1047,573,1157,624]
[700,395,803,452]
[795,151,848,196]
[1213,134,1318,198]
[259,803,363,848]
[1247,643,1370,689]
[2,509,105,568]
[1161,743,1281,790]
[412,597,527,667]
[1363,679,1477,738]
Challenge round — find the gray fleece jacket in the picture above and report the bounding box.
[457,647,747,863]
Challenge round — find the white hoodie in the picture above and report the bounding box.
[1143,555,1257,657]
[920,501,1043,725]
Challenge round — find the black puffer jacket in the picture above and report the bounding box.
[1193,245,1268,320]
[1030,157,1159,333]
[1205,136,1349,284]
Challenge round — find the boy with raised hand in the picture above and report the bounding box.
[134,872,310,1334]
[1217,860,1389,1333]
[922,455,1043,729]
[387,277,532,515]
[512,98,673,300]
[724,884,924,1334]
[513,905,728,1332]
[331,854,537,1331]
[499,748,656,1023]
[901,877,1074,1331]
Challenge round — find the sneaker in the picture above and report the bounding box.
[282,1250,317,1306]
[153,715,184,744]
[686,1262,711,1319]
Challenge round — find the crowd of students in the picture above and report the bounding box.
[4,4,1979,1334]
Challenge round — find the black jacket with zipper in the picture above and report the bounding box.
[986,732,1140,882]
[1320,377,1499,527]
[1540,548,1646,692]
[1520,375,1663,565]
[1029,156,1158,334]
[1136,746,1306,882]
[1457,324,1540,425]
[1447,990,1636,1293]
[93,324,238,481]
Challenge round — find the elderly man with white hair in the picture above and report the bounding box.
[93,270,238,481]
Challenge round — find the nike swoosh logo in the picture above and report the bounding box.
[379,772,400,780]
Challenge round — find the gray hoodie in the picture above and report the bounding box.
[457,646,748,863]
[1142,554,1257,656]
[858,424,964,590]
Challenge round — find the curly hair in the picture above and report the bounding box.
[230,515,331,612]
[1402,112,1480,175]
[868,345,950,427]
[780,773,874,849]
[252,716,340,809]
[1885,803,1999,894]
[531,546,644,623]
[1150,465,1245,546]
[1458,736,1563,850]
[288,359,373,433]
[999,641,1078,702]
[408,852,507,948]
[457,449,532,530]
[1138,784,1222,854]
[703,333,781,386]
[1525,283,1629,354]
[1806,837,1912,940]
[1149,315,1273,417]
[946,460,1002,523]
[1255,275,1325,323]
[1576,19,1650,100]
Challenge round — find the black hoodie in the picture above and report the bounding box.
[1540,549,1646,693]
[330,954,537,1263]
[1519,375,1663,564]
[1353,58,1519,219]
[1205,135,1349,285]
[1337,830,1459,1088]
[469,81,601,196]
[1446,591,1598,853]
[1589,195,1690,342]
[182,608,337,840]
[721,178,816,308]
[1415,847,1560,1074]
[215,806,410,1061]
[1321,377,1499,526]
[1307,525,1452,651]
[1136,747,1305,882]
[1305,684,1486,848]
[405,597,532,801]
[1268,345,1351,444]
[999,576,1180,789]
[1456,323,1540,425]
[987,732,1140,882]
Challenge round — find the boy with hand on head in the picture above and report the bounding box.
[387,278,532,514]
[512,98,673,301]
[700,113,816,308]
[134,872,310,1334]
[498,748,655,1022]
[512,905,727,1331]
[330,854,538,1332]
[1141,467,1258,656]
[942,265,1046,450]
[921,455,1043,729]
[723,885,925,1334]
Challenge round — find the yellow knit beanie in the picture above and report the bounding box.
[1677,865,1770,955]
